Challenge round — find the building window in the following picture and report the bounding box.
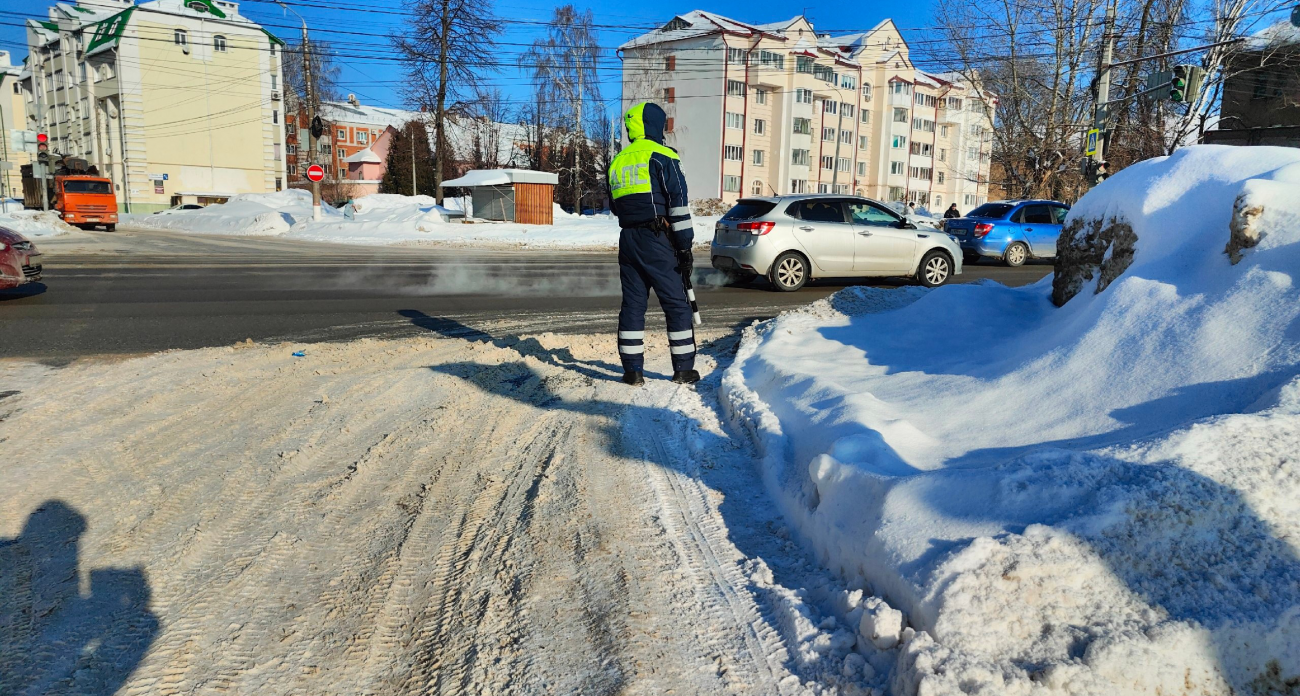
[357,130,368,144]
[822,100,837,115]
[890,186,906,201]
[287,124,296,136]
[856,161,867,176]
[859,135,869,150]
[759,51,784,69]
[834,184,849,194]
[795,88,813,104]
[723,175,741,192]
[938,148,946,162]
[275,177,282,191]
[821,155,834,170]
[946,97,963,110]
[837,157,850,172]
[913,118,935,132]
[174,29,187,46]
[665,117,674,132]
[892,135,906,149]
[214,35,227,52]
[940,124,949,137]
[791,149,810,166]
[287,143,297,154]
[862,84,873,100]
[841,103,855,118]
[793,118,811,135]
[337,147,346,158]
[791,179,808,193]
[915,93,937,108]
[337,128,347,141]
[727,47,746,64]
[755,88,768,105]
[726,80,746,97]
[665,55,676,71]
[663,87,675,103]
[288,164,297,175]
[822,127,835,142]
[272,110,278,124]
[818,183,829,193]
[753,149,764,166]
[937,172,946,184]
[910,166,933,180]
[813,64,835,82]
[752,179,764,195]
[890,161,905,175]
[861,110,871,125]
[891,81,910,95]
[270,42,276,57]
[753,118,766,135]
[724,144,743,161]
[796,56,814,73]
[894,108,908,123]
[726,112,744,129]
[841,75,855,90]
[840,130,852,144]
[910,142,933,156]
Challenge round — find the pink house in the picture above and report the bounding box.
[342,125,400,196]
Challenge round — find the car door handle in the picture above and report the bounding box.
[799,226,814,231]
[857,230,873,236]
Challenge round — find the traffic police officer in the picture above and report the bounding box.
[607,102,699,386]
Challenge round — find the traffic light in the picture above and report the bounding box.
[1169,65,1205,103]
[36,132,49,153]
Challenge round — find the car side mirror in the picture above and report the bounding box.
[897,220,917,229]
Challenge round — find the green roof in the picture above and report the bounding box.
[85,7,134,54]
[72,6,95,13]
[37,20,59,32]
[261,27,286,46]
[182,0,227,19]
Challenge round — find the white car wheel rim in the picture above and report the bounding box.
[926,257,948,284]
[778,258,804,287]
[1009,246,1025,264]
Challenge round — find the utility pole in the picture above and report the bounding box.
[280,1,321,220]
[410,121,417,196]
[574,56,583,214]
[1090,0,1117,188]
[35,52,50,212]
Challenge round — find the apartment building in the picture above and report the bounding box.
[620,12,995,210]
[2,51,33,200]
[20,0,286,212]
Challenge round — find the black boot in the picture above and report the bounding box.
[671,370,701,384]
[622,370,645,386]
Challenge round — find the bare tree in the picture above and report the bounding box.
[393,0,501,204]
[520,5,603,212]
[283,39,340,113]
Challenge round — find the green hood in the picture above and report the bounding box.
[624,102,666,144]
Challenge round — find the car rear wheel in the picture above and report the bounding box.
[768,251,809,292]
[1005,242,1028,267]
[105,224,116,232]
[917,250,953,288]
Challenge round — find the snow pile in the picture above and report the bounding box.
[124,190,716,249]
[0,208,77,238]
[721,145,1300,694]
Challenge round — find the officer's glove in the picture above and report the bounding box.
[675,248,694,275]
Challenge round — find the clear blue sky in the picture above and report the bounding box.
[1,0,942,114]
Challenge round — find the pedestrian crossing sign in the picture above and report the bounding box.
[1084,129,1099,157]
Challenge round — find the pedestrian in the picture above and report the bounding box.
[606,102,699,386]
[907,200,917,213]
[944,203,961,219]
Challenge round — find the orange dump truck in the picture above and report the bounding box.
[21,159,119,231]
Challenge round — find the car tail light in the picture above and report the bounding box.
[737,221,775,235]
[973,222,993,238]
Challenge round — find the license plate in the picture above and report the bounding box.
[86,217,100,222]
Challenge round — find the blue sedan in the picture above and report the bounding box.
[944,200,1070,266]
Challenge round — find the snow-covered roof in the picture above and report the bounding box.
[1249,20,1300,50]
[342,147,382,164]
[321,101,419,129]
[443,169,559,187]
[619,9,788,50]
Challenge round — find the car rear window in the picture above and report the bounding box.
[63,180,112,195]
[967,203,1015,219]
[722,200,777,220]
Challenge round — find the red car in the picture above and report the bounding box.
[0,226,43,290]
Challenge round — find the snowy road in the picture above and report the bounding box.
[1,329,876,694]
[0,228,1052,359]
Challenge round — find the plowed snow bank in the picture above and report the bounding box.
[722,145,1300,694]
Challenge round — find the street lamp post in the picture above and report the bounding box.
[278,1,321,220]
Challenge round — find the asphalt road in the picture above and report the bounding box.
[1,228,1053,360]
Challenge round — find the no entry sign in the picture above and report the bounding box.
[306,164,325,182]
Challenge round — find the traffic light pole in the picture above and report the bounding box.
[280,1,321,221]
[1089,0,1117,188]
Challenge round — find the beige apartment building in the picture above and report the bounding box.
[620,12,995,211]
[2,51,34,201]
[21,0,286,212]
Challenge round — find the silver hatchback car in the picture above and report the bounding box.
[710,195,963,291]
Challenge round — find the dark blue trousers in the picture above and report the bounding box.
[617,227,696,372]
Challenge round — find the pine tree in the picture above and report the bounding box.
[380,120,438,197]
